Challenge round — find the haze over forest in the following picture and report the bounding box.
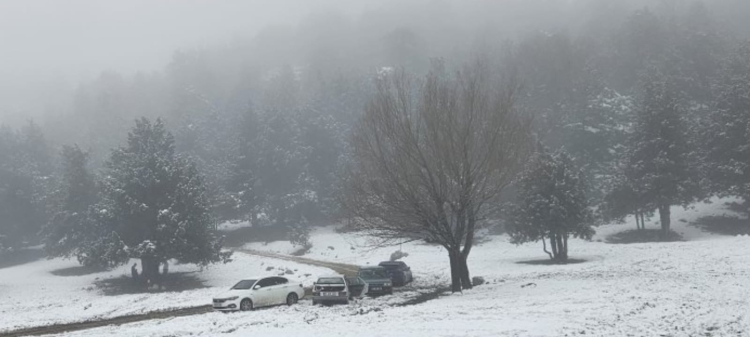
[3,0,750,258]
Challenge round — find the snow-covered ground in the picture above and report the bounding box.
[0,252,330,332]
[4,197,750,336]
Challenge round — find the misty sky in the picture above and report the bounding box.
[0,0,367,122]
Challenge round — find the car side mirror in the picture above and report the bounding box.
[253,285,261,290]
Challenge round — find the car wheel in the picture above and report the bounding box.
[240,298,253,311]
[312,300,317,306]
[286,293,299,306]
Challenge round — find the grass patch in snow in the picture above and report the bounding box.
[692,216,750,236]
[93,272,207,296]
[606,228,683,244]
[516,258,588,265]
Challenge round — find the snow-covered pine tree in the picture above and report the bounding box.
[0,122,54,251]
[508,148,594,262]
[81,118,231,277]
[703,42,750,210]
[625,69,698,240]
[43,145,98,259]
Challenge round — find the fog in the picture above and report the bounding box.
[5,1,750,334]
[4,0,749,125]
[0,0,367,124]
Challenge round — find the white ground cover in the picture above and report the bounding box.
[5,197,750,336]
[0,251,330,333]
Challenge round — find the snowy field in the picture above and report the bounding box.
[3,197,750,336]
[0,252,330,332]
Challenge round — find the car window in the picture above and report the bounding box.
[256,278,274,288]
[231,279,258,290]
[359,269,388,279]
[272,277,288,286]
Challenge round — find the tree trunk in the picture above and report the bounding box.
[561,235,568,261]
[658,204,671,241]
[549,234,558,259]
[640,212,646,230]
[635,211,641,230]
[448,249,462,293]
[555,233,567,262]
[459,213,475,290]
[542,237,553,259]
[458,254,472,290]
[141,257,160,286]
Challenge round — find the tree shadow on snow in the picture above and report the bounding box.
[606,229,683,244]
[0,248,46,269]
[515,258,587,266]
[50,265,107,277]
[692,216,750,236]
[94,272,207,296]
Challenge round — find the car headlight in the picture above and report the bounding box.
[384,282,392,287]
[226,296,239,301]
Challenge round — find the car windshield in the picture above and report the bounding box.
[359,269,388,279]
[317,277,345,284]
[231,279,258,290]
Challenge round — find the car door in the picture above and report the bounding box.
[271,277,290,305]
[346,277,366,298]
[253,278,275,307]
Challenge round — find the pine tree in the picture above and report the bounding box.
[43,145,98,259]
[80,118,231,276]
[625,70,698,240]
[703,42,750,210]
[508,149,594,262]
[0,122,54,250]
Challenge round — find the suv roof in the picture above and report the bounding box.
[379,261,406,266]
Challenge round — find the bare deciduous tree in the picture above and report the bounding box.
[342,60,533,292]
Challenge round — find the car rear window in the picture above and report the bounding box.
[317,277,345,284]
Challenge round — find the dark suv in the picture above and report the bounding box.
[378,261,413,286]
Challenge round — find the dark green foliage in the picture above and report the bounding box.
[43,145,98,259]
[0,122,54,251]
[625,70,699,239]
[703,42,750,209]
[508,149,595,261]
[66,118,231,272]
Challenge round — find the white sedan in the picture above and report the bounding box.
[212,276,305,311]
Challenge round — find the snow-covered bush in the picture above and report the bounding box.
[288,220,312,256]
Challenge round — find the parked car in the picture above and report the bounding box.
[212,276,304,312]
[357,266,393,295]
[378,261,413,286]
[312,275,350,305]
